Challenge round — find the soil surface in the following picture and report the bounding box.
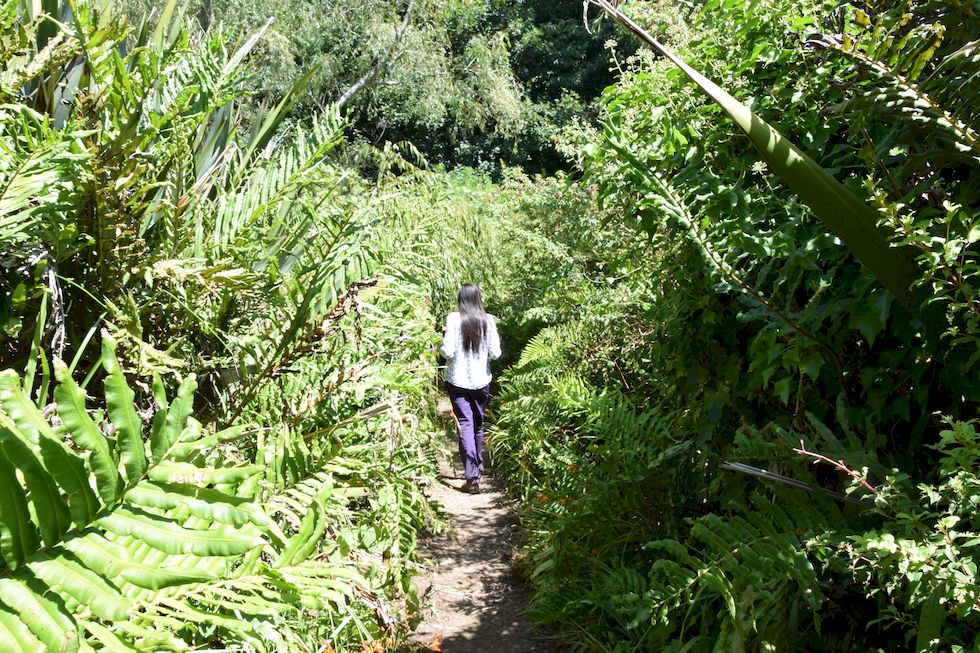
[411,401,564,653]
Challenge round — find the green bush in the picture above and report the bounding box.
[488,0,980,649]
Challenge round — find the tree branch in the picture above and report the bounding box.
[793,442,878,494]
[335,0,416,110]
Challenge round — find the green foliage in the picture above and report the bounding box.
[809,420,980,652]
[4,0,978,649]
[123,0,527,165]
[570,0,978,439]
[116,0,627,175]
[484,0,980,650]
[591,0,923,314]
[0,319,444,650]
[0,335,262,650]
[0,1,456,649]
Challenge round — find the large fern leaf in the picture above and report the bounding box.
[0,334,267,650]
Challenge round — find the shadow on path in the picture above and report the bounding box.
[412,420,564,652]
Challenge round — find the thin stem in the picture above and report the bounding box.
[793,442,878,494]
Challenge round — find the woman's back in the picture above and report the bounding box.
[441,283,500,493]
[440,311,501,390]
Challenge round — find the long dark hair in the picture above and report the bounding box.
[458,284,488,353]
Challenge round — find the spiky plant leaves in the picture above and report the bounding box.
[0,105,90,252]
[277,497,328,569]
[100,510,260,559]
[230,64,324,190]
[0,0,446,648]
[807,14,979,175]
[151,371,196,464]
[207,109,347,259]
[149,0,181,52]
[2,320,442,650]
[803,8,979,344]
[1,0,275,321]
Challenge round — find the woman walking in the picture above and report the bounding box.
[440,284,501,494]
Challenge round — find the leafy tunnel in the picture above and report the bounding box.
[0,0,977,651]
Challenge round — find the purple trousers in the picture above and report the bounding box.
[447,383,490,483]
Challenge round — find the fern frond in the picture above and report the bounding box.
[807,11,980,173]
[0,335,268,650]
[206,110,347,258]
[0,106,90,252]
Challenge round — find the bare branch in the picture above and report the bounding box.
[793,442,879,494]
[582,0,592,34]
[335,0,416,110]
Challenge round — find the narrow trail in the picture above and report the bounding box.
[411,400,564,653]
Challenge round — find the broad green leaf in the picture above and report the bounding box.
[799,351,824,380]
[0,605,45,653]
[848,290,892,345]
[99,506,264,556]
[79,620,136,652]
[149,0,179,51]
[0,433,71,547]
[700,570,737,622]
[916,597,944,653]
[150,373,167,411]
[277,499,325,568]
[28,556,131,622]
[100,334,147,486]
[54,359,122,506]
[0,452,39,568]
[774,377,792,405]
[126,480,262,527]
[64,533,215,590]
[150,373,197,463]
[0,578,78,653]
[0,371,100,527]
[169,430,222,458]
[147,462,264,486]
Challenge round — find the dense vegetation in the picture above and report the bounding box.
[1,0,977,651]
[133,0,623,174]
[487,1,980,650]
[0,1,461,649]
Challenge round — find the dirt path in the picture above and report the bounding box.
[411,402,563,652]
